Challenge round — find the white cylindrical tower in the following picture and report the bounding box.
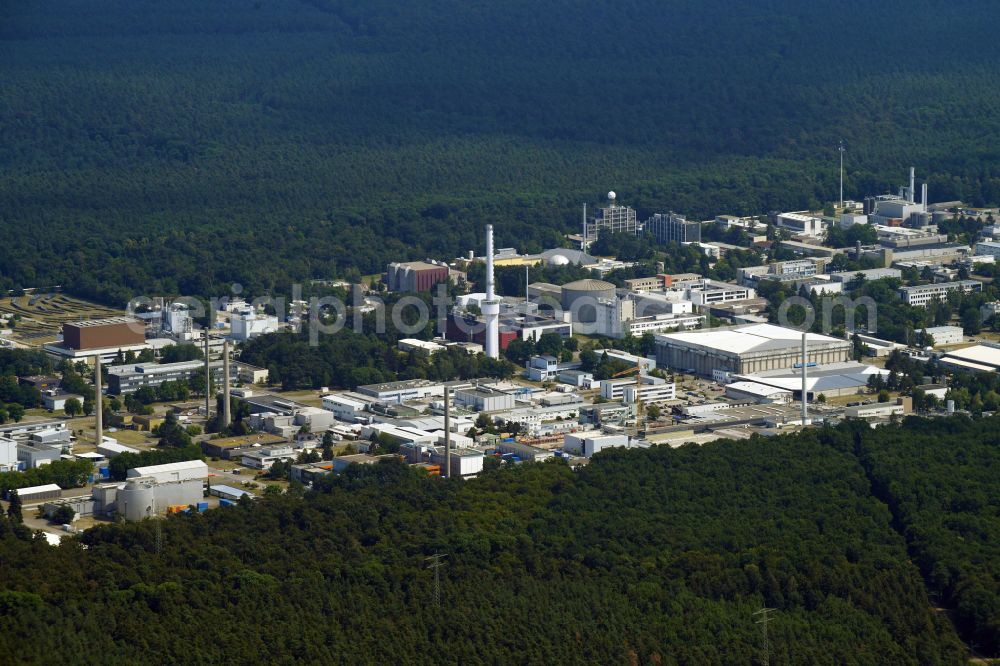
[223,339,231,429]
[909,167,916,203]
[119,479,156,521]
[483,224,500,359]
[801,332,808,425]
[94,355,103,448]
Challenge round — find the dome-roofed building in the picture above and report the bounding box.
[561,279,616,323]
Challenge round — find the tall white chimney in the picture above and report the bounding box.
[483,225,500,359]
[922,182,928,212]
[801,332,808,425]
[909,167,916,203]
[223,339,231,429]
[94,355,103,447]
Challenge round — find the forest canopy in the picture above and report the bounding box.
[5,1,1000,304]
[1,417,991,663]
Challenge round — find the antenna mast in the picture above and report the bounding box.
[838,140,845,209]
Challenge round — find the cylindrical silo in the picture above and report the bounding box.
[119,479,156,521]
[560,279,616,323]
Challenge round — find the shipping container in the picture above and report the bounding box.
[196,502,208,513]
[219,498,235,507]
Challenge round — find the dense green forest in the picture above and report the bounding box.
[4,419,993,663]
[5,1,1000,304]
[859,416,1000,655]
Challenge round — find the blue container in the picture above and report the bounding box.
[99,467,110,478]
[219,498,234,507]
[197,502,208,513]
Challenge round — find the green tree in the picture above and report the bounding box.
[158,411,193,448]
[6,491,22,523]
[6,403,24,423]
[64,397,82,417]
[50,504,75,525]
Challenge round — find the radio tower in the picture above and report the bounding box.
[838,140,845,209]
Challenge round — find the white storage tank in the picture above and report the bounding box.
[119,479,156,521]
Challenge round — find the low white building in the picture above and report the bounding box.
[356,379,443,404]
[844,399,909,420]
[398,338,446,356]
[921,326,964,346]
[839,213,869,228]
[558,369,593,388]
[429,447,484,477]
[682,280,756,306]
[601,349,656,372]
[563,433,630,458]
[776,212,825,237]
[97,440,140,458]
[42,392,83,412]
[495,440,555,462]
[322,394,369,422]
[126,460,208,484]
[600,376,676,405]
[725,381,793,404]
[454,386,515,412]
[804,281,842,296]
[898,281,982,307]
[527,355,559,382]
[975,240,1000,259]
[241,446,295,470]
[0,437,17,472]
[230,310,280,342]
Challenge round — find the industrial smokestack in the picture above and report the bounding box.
[582,203,587,246]
[485,225,495,300]
[94,355,103,447]
[483,225,500,359]
[801,332,808,425]
[204,332,211,419]
[223,339,231,429]
[525,265,530,304]
[922,182,928,211]
[444,387,451,478]
[909,167,916,203]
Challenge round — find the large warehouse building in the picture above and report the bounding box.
[385,261,450,292]
[731,361,888,399]
[939,343,1000,373]
[63,317,145,350]
[45,317,150,363]
[654,323,852,377]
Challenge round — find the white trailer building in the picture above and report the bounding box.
[126,459,208,484]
